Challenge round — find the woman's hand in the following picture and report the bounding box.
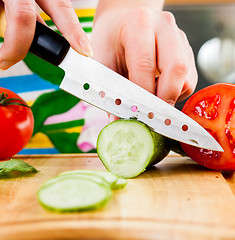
[0,0,93,70]
[91,0,197,106]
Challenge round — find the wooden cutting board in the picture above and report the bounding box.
[1,153,235,240]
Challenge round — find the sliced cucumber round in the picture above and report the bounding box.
[59,169,119,189]
[40,173,110,189]
[37,175,112,212]
[113,177,128,190]
[97,119,170,178]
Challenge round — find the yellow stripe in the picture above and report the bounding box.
[27,101,34,107]
[65,126,83,133]
[25,133,54,148]
[75,8,96,17]
[40,8,96,21]
[47,126,83,134]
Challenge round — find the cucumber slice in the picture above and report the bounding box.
[59,169,119,189]
[97,119,169,178]
[37,175,112,212]
[40,174,110,189]
[113,177,128,190]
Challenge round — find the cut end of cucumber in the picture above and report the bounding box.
[97,119,158,178]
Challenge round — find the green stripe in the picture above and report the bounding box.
[55,27,92,35]
[83,27,92,33]
[41,119,85,133]
[0,37,3,43]
[79,17,94,22]
[55,30,62,35]
[45,20,55,26]
[46,16,93,26]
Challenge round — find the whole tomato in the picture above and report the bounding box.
[0,87,34,160]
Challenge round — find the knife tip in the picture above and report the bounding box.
[189,138,224,152]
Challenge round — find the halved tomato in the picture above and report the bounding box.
[181,83,235,170]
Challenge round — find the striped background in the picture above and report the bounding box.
[0,0,106,155]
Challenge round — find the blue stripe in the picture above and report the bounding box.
[0,74,59,93]
[18,148,60,154]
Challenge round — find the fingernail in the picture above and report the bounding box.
[0,61,11,70]
[79,38,93,58]
[167,99,175,107]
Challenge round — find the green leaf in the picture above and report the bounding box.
[47,132,81,153]
[31,90,80,135]
[0,159,38,178]
[40,119,85,134]
[23,52,64,85]
[46,132,96,154]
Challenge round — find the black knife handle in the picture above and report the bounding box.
[29,21,70,66]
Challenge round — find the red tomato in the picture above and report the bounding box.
[0,87,34,160]
[181,83,235,170]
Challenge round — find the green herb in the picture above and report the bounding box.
[0,159,38,178]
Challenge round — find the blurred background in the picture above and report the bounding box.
[0,0,235,154]
[164,0,235,109]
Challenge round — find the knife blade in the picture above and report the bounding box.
[28,22,223,152]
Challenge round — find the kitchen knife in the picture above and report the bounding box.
[1,20,224,152]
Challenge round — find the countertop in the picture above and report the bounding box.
[0,153,235,240]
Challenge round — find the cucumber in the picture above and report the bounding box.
[58,169,128,190]
[167,138,187,156]
[40,173,110,189]
[37,170,128,212]
[113,177,128,190]
[59,169,118,189]
[97,119,170,178]
[37,175,112,212]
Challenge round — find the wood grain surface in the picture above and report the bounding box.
[165,0,235,5]
[0,154,235,240]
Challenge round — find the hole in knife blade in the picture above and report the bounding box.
[148,112,154,119]
[182,124,188,131]
[83,83,90,90]
[189,139,199,146]
[115,98,122,105]
[131,105,138,112]
[164,119,171,126]
[99,91,106,98]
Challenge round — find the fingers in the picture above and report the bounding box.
[36,0,93,57]
[0,0,93,70]
[36,12,45,24]
[0,0,37,70]
[120,8,156,94]
[119,8,197,105]
[175,39,198,102]
[155,12,197,105]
